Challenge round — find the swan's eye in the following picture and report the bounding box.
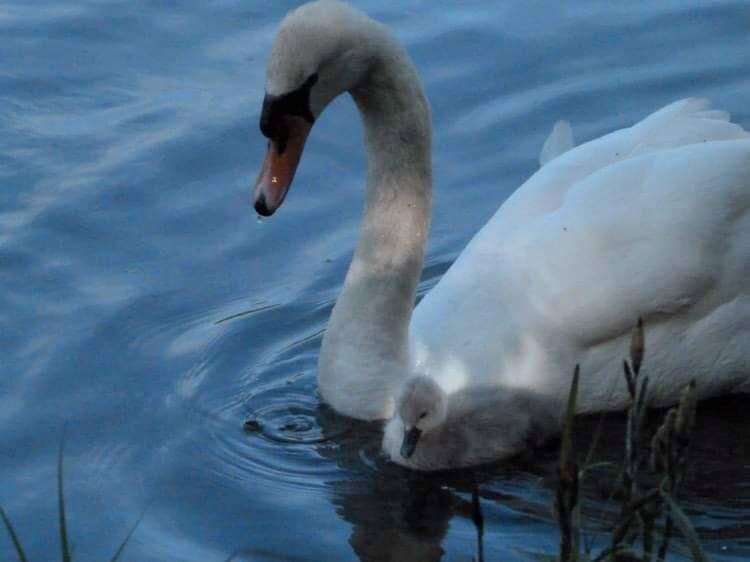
[260,72,319,141]
[419,412,427,419]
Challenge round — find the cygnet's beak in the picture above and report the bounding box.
[253,114,312,216]
[401,426,422,458]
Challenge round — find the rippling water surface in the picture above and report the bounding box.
[2,1,750,560]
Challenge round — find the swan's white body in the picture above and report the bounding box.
[258,2,750,435]
[411,98,750,414]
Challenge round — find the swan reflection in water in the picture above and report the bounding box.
[314,395,750,561]
[308,403,560,562]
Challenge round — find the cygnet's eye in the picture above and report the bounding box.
[419,412,427,419]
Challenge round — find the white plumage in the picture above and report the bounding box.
[411,98,750,415]
[257,2,750,468]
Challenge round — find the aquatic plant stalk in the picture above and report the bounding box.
[556,364,580,562]
[57,437,72,562]
[1,430,145,562]
[0,505,29,562]
[556,320,708,562]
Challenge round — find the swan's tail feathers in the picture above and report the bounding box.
[629,98,750,158]
[539,120,575,167]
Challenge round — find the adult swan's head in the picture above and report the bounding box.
[252,0,433,421]
[252,0,431,217]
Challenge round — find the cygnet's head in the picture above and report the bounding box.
[395,376,448,458]
[253,1,391,216]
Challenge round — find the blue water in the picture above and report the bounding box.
[2,1,750,560]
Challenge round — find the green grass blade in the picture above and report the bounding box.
[0,505,29,562]
[108,504,150,562]
[660,490,711,562]
[560,365,580,469]
[581,412,607,473]
[579,461,618,477]
[57,436,72,562]
[630,317,645,375]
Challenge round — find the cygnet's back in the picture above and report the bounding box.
[383,376,562,471]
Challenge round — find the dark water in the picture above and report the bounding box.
[2,1,750,560]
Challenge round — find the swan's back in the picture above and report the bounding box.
[410,99,750,410]
[496,98,749,234]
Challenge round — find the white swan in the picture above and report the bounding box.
[253,0,750,436]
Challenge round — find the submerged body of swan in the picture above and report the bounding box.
[253,0,750,468]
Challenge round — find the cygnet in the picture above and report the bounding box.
[383,375,562,471]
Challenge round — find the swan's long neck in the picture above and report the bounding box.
[318,40,432,420]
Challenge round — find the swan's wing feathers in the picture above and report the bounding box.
[693,109,730,122]
[635,97,710,122]
[632,98,739,129]
[629,98,749,157]
[489,99,749,235]
[514,139,750,347]
[412,101,749,396]
[539,120,575,167]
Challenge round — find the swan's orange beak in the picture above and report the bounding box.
[253,115,312,216]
